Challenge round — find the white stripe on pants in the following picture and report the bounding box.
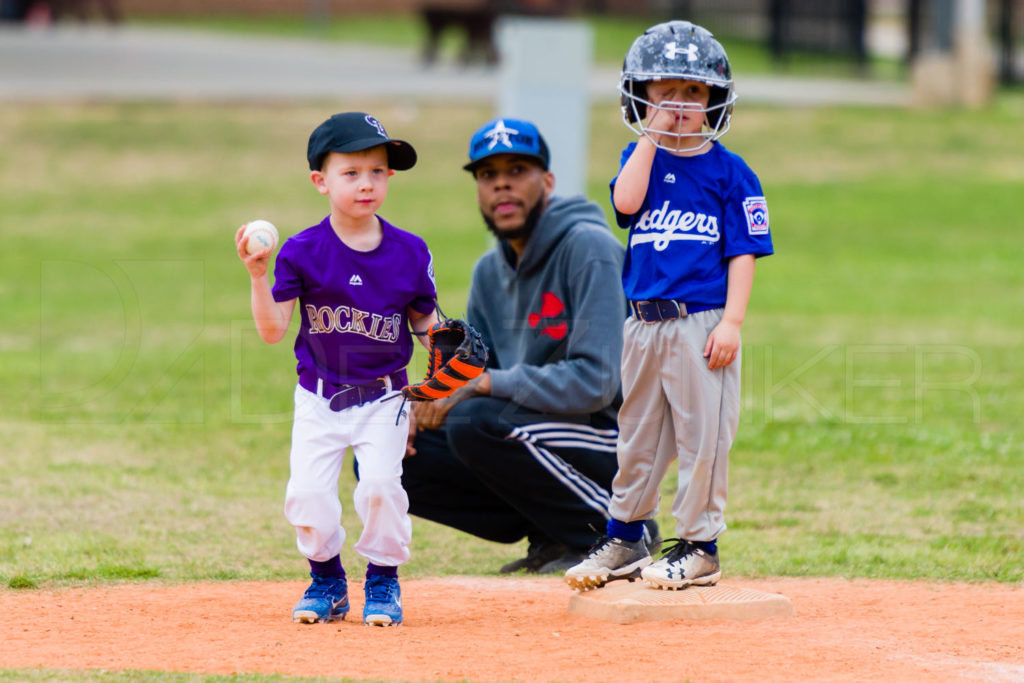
[284,383,412,566]
[610,310,740,542]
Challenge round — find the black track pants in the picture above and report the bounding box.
[400,397,619,551]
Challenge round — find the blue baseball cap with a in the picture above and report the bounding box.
[463,118,550,172]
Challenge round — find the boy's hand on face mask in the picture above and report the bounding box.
[646,106,680,145]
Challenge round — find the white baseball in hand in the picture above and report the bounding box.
[243,219,279,255]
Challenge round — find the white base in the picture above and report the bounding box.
[567,581,794,624]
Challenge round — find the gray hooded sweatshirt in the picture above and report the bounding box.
[466,194,627,422]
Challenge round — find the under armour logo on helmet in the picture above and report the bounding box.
[484,120,519,150]
[664,41,699,61]
[365,115,388,138]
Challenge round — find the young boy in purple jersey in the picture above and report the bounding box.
[235,112,439,625]
[565,21,774,591]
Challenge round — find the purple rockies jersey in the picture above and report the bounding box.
[272,215,437,386]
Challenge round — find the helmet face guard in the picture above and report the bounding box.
[620,81,736,153]
[619,21,736,153]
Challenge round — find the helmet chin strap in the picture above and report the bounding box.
[641,129,713,154]
[652,132,713,154]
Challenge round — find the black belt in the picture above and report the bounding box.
[629,300,718,323]
[298,368,406,412]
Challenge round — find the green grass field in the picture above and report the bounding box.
[1,91,1022,600]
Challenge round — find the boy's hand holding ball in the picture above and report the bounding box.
[242,219,279,255]
[236,219,279,279]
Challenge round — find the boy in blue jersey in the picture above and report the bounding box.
[565,20,774,591]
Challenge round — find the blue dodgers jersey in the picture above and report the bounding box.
[611,142,774,305]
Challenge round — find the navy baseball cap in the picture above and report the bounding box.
[463,118,550,172]
[307,112,417,171]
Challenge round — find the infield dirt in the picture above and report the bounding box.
[2,576,1022,682]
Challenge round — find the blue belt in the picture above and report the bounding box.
[298,368,406,412]
[629,300,719,324]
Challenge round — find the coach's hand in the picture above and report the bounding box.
[412,372,491,430]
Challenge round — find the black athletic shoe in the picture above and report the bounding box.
[499,540,569,574]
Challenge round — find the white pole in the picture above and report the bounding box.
[954,0,994,107]
[495,17,593,198]
[956,0,986,33]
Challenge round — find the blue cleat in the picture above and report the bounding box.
[362,575,402,626]
[292,574,350,623]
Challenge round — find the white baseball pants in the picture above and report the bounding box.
[284,383,412,566]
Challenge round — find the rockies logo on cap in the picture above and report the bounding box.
[307,112,417,171]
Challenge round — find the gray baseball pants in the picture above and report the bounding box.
[609,309,740,542]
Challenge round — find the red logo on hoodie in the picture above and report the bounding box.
[528,292,568,341]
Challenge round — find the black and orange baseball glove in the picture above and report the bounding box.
[402,318,488,401]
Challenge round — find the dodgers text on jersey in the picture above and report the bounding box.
[629,200,721,251]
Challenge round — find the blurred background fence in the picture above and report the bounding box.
[5,0,1018,83]
[1,0,1022,84]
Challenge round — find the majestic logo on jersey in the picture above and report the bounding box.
[664,41,699,62]
[630,200,720,251]
[349,274,363,286]
[528,292,567,341]
[305,304,401,343]
[365,115,388,138]
[742,196,770,235]
[483,120,519,150]
[664,173,676,184]
[426,252,436,285]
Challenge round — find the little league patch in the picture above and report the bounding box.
[743,196,770,235]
